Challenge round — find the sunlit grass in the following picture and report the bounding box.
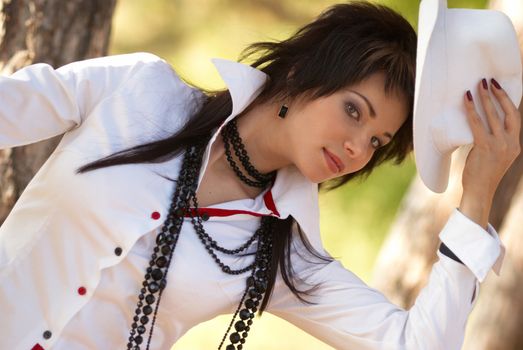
[173,314,336,350]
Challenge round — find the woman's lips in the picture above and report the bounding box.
[323,148,345,173]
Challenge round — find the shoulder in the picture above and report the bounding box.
[58,52,197,99]
[58,52,168,71]
[55,52,181,87]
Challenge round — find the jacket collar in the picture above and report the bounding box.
[198,58,324,252]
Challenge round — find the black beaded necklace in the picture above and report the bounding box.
[221,119,275,188]
[126,119,277,350]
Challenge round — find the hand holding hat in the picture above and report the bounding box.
[460,78,520,228]
[414,0,522,227]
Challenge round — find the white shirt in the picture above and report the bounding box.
[0,52,505,350]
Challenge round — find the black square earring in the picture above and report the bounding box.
[278,104,288,118]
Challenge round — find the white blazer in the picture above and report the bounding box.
[0,53,505,350]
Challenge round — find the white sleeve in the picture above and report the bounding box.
[268,211,504,350]
[0,52,165,149]
[439,208,505,282]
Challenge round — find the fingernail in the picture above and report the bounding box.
[482,78,488,90]
[466,90,473,101]
[491,78,502,89]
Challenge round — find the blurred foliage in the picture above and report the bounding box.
[110,0,487,349]
[112,0,487,91]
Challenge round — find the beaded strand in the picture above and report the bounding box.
[126,145,204,349]
[221,119,275,188]
[127,118,277,350]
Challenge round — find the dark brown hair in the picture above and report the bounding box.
[76,1,417,312]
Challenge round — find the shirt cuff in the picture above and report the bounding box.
[439,208,506,283]
[439,241,463,264]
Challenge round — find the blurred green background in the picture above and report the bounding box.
[110,0,487,349]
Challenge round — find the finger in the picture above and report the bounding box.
[464,90,488,143]
[490,78,521,133]
[478,78,502,135]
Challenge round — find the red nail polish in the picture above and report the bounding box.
[491,78,502,89]
[466,90,473,101]
[482,78,488,89]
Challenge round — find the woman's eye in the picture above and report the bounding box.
[371,136,382,149]
[346,102,360,121]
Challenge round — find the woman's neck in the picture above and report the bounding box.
[209,101,292,176]
[197,101,291,206]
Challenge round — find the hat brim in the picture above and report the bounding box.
[413,0,451,193]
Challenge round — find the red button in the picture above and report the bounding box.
[78,287,87,295]
[151,211,161,220]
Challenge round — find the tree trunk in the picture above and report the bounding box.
[0,0,117,224]
[462,174,523,350]
[485,1,523,230]
[372,1,523,348]
[460,3,523,349]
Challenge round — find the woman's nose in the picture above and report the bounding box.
[344,138,366,159]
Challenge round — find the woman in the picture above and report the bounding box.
[0,2,517,350]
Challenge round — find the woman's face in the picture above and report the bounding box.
[285,72,409,183]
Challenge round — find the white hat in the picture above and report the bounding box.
[414,0,522,193]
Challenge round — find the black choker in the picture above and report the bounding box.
[221,119,275,188]
[127,125,277,349]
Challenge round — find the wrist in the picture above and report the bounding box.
[458,192,493,229]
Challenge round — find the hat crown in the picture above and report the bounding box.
[447,9,521,75]
[434,8,522,154]
[414,0,523,192]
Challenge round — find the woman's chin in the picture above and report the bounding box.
[300,170,332,184]
[295,161,342,183]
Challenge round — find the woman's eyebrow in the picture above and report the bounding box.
[349,90,376,117]
[349,90,393,141]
